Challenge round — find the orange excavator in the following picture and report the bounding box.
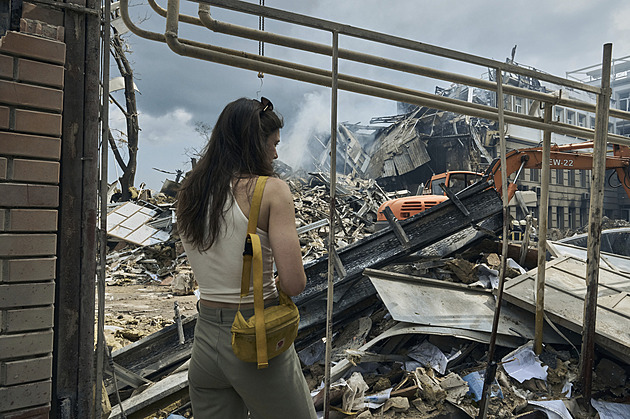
[377,142,630,223]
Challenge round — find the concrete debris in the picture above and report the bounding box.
[103,166,630,417]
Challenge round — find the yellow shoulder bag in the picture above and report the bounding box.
[231,176,300,369]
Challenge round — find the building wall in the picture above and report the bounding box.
[0,7,65,418]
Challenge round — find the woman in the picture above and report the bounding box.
[177,97,317,418]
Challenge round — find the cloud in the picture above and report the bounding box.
[108,105,205,191]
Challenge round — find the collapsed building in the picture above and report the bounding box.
[301,63,630,232]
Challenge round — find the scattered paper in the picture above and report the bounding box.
[407,340,448,374]
[501,341,548,383]
[342,372,369,412]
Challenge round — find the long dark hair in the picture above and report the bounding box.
[176,97,283,251]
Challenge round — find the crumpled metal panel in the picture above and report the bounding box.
[364,268,564,345]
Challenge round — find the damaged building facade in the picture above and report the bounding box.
[302,59,630,231]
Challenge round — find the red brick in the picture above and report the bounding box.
[0,234,57,256]
[0,132,61,160]
[22,2,64,27]
[1,258,56,282]
[0,157,6,179]
[0,54,12,79]
[8,209,57,232]
[0,106,9,129]
[0,80,63,112]
[17,58,64,88]
[12,159,59,183]
[14,109,61,136]
[0,32,65,65]
[0,183,59,208]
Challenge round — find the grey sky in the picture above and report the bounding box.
[110,0,630,191]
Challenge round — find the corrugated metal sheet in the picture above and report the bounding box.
[393,152,414,175]
[407,140,431,167]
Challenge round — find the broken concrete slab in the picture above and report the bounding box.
[503,255,630,362]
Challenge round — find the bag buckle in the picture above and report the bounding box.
[243,237,253,256]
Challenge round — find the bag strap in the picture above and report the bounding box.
[240,176,268,296]
[239,176,269,368]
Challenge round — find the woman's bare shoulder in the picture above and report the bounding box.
[264,177,292,198]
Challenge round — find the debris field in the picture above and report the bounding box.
[101,169,630,419]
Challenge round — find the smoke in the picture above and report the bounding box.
[279,90,396,171]
[279,90,331,170]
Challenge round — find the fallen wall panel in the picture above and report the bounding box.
[503,256,630,361]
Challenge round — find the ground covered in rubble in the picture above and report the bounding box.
[101,177,630,418]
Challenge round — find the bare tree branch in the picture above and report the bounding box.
[108,129,127,171]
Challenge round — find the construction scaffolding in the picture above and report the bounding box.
[116,0,630,416]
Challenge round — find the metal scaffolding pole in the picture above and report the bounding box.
[534,105,552,355]
[477,68,509,419]
[323,30,339,419]
[580,42,613,406]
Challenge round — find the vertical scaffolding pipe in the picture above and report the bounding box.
[95,0,111,417]
[478,68,509,419]
[534,105,552,355]
[580,43,612,404]
[323,30,339,419]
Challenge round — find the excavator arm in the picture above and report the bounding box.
[485,142,630,202]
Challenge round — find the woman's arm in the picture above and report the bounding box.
[264,178,307,296]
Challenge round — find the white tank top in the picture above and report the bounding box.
[182,189,278,304]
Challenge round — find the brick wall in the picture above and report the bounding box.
[0,19,65,418]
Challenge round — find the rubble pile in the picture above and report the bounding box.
[289,172,393,262]
[102,175,630,418]
[106,242,183,286]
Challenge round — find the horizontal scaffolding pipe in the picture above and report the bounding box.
[122,0,630,147]
[148,0,630,124]
[195,0,601,94]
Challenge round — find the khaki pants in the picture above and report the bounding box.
[189,303,317,419]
